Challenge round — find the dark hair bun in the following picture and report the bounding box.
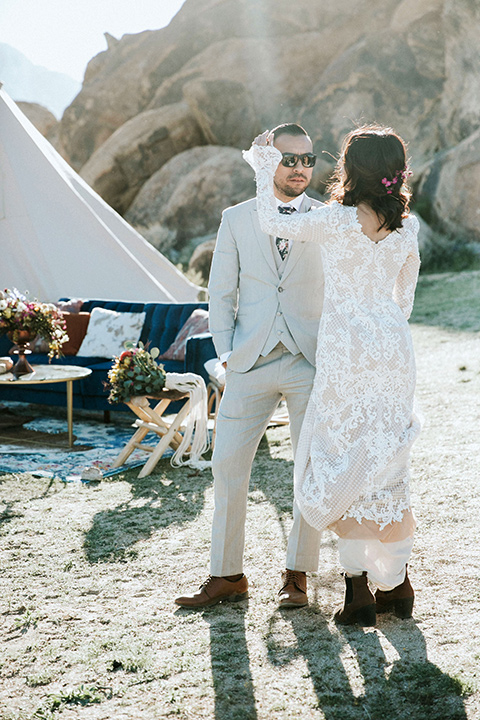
[328,125,411,231]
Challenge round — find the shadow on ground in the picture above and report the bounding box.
[201,602,257,720]
[83,458,213,563]
[265,606,468,720]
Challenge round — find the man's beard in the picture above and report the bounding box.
[274,177,308,198]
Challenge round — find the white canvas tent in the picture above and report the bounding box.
[0,85,202,302]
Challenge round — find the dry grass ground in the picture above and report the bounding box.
[1,271,479,720]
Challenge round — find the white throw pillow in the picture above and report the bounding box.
[77,307,146,358]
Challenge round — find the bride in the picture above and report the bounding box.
[244,125,421,627]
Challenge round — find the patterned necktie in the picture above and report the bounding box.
[276,206,297,261]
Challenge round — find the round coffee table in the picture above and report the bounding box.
[0,365,92,447]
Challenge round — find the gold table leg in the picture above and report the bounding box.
[66,380,73,447]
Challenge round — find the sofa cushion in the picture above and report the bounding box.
[144,302,208,354]
[62,312,91,355]
[160,309,209,361]
[77,307,145,358]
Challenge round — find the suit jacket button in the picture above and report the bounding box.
[278,286,283,292]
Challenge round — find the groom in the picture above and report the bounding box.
[176,123,324,608]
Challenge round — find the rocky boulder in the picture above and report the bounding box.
[417,128,480,241]
[80,102,204,214]
[188,236,217,284]
[56,0,480,253]
[125,145,255,257]
[300,4,446,178]
[17,101,59,145]
[58,0,388,169]
[438,0,480,147]
[182,78,259,149]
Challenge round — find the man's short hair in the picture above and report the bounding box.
[270,123,311,142]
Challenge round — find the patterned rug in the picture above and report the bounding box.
[0,402,176,482]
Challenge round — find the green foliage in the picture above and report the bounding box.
[14,609,38,633]
[411,270,480,331]
[106,341,166,404]
[413,197,435,226]
[32,685,109,717]
[420,233,480,274]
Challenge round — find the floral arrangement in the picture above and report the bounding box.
[0,288,68,359]
[107,341,166,404]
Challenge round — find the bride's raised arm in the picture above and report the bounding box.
[243,135,326,245]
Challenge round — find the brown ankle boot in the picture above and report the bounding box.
[375,567,414,619]
[334,572,376,627]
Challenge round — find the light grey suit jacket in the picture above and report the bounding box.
[208,195,325,373]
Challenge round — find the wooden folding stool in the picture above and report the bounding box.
[112,389,190,478]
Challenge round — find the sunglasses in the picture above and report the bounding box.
[281,152,317,168]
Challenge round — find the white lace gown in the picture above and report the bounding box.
[244,145,421,556]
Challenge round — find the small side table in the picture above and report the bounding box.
[0,364,92,447]
[111,389,191,478]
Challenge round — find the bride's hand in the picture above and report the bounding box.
[252,130,273,147]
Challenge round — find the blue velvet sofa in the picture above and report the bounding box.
[0,299,216,414]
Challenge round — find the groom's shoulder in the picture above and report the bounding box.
[222,197,256,219]
[222,194,323,216]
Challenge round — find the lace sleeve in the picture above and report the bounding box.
[393,215,421,320]
[243,144,324,244]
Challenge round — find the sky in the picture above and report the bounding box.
[0,0,187,81]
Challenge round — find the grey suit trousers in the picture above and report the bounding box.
[210,344,322,575]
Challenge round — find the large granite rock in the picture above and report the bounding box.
[300,3,445,178]
[57,0,480,252]
[58,0,386,168]
[417,128,480,241]
[125,145,255,255]
[58,15,215,170]
[17,101,59,146]
[439,0,480,146]
[80,102,204,214]
[188,236,217,284]
[182,78,259,148]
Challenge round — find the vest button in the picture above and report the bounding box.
[278,286,284,293]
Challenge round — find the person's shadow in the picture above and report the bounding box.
[176,601,257,720]
[266,605,468,720]
[83,460,213,563]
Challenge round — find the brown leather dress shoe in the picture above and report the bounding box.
[175,575,248,608]
[375,567,414,619]
[278,569,308,608]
